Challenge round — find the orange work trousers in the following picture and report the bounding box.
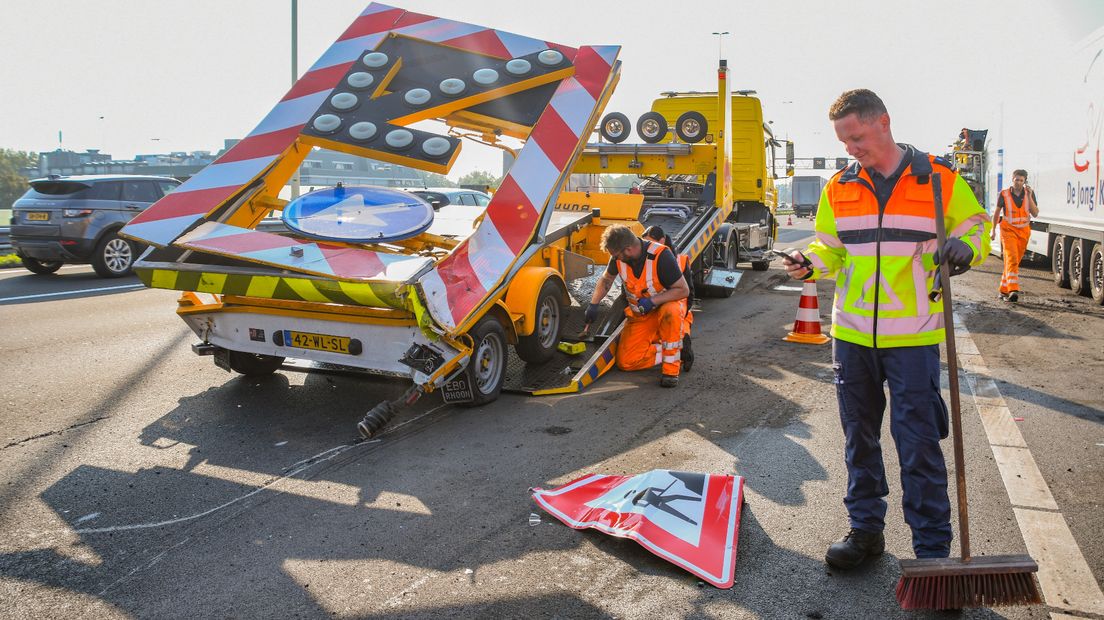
[616,299,690,377]
[999,227,1029,294]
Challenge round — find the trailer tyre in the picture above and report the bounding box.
[462,314,508,406]
[1052,235,1070,289]
[636,112,668,144]
[674,111,708,143]
[599,112,631,144]
[21,257,63,275]
[1070,238,1091,296]
[1089,242,1104,305]
[515,280,562,364]
[228,351,285,377]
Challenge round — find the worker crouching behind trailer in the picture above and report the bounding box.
[587,225,690,387]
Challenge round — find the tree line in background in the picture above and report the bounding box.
[0,150,36,213]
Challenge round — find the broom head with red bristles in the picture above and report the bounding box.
[896,555,1042,610]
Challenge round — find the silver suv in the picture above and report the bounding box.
[11,174,180,277]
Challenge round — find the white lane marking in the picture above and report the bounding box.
[975,403,1028,448]
[954,314,1104,615]
[0,283,144,302]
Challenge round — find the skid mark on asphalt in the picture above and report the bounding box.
[954,313,1104,615]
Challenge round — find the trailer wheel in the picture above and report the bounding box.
[1089,242,1104,305]
[1052,235,1070,288]
[1070,238,1092,296]
[636,112,668,144]
[599,112,631,144]
[515,280,562,364]
[20,257,63,275]
[674,111,708,143]
[462,314,507,406]
[227,351,285,377]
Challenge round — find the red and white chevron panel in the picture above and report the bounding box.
[120,2,580,249]
[419,45,620,330]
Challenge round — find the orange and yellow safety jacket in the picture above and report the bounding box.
[804,149,991,348]
[617,241,670,308]
[998,188,1032,235]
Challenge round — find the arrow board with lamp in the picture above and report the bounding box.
[281,186,434,243]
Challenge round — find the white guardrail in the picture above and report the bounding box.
[0,227,11,254]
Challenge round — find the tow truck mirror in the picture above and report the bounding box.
[785,141,795,165]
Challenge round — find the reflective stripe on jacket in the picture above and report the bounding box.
[804,149,991,348]
[617,241,669,304]
[999,188,1031,230]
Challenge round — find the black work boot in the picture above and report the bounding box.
[1008,291,1019,302]
[825,528,885,569]
[660,374,679,388]
[680,335,694,372]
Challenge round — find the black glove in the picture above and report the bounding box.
[636,297,656,314]
[584,303,600,324]
[940,238,974,267]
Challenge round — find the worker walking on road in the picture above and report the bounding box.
[587,225,690,387]
[643,225,694,371]
[991,169,1038,302]
[782,89,991,569]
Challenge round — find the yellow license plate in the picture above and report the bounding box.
[282,330,351,354]
[27,212,49,221]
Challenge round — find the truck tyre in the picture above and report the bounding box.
[462,314,508,406]
[1052,235,1070,289]
[599,112,631,144]
[227,351,285,377]
[515,280,562,364]
[21,257,63,275]
[1090,242,1104,305]
[1070,238,1092,296]
[636,112,668,144]
[92,231,137,278]
[674,111,708,143]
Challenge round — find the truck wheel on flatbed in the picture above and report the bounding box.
[599,112,631,144]
[1069,238,1091,296]
[636,112,668,144]
[20,257,63,275]
[227,351,285,377]
[1052,235,1070,289]
[1090,243,1104,305]
[515,280,562,364]
[462,314,507,406]
[674,111,708,143]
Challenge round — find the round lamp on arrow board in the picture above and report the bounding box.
[280,186,435,244]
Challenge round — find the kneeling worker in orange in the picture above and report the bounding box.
[586,225,690,387]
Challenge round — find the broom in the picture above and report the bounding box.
[895,172,1042,609]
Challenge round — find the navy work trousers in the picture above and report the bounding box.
[833,339,952,558]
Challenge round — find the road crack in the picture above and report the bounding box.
[2,416,110,450]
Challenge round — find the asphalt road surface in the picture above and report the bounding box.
[1,221,1100,619]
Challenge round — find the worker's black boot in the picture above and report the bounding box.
[825,528,885,569]
[680,335,694,372]
[660,374,678,388]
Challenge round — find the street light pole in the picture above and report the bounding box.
[290,0,301,200]
[711,31,729,61]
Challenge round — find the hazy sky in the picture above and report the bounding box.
[2,0,1101,180]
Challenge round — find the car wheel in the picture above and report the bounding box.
[1070,238,1091,296]
[674,111,708,143]
[92,232,136,278]
[462,314,508,406]
[1090,242,1104,305]
[227,351,285,377]
[1052,235,1069,288]
[636,112,669,144]
[515,280,563,364]
[599,112,631,144]
[21,257,63,275]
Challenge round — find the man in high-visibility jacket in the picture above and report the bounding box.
[782,89,991,570]
[586,225,690,387]
[991,169,1039,302]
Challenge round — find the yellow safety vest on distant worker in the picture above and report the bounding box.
[804,150,991,348]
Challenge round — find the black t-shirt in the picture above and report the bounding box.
[605,239,683,290]
[867,145,915,209]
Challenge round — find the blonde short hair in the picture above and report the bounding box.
[600,225,637,255]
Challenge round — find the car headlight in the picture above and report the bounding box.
[63,209,93,217]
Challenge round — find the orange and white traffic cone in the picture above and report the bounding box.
[787,214,793,226]
[784,279,830,345]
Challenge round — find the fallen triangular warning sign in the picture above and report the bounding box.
[531,469,745,588]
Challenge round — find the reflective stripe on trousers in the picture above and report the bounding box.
[1000,228,1029,294]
